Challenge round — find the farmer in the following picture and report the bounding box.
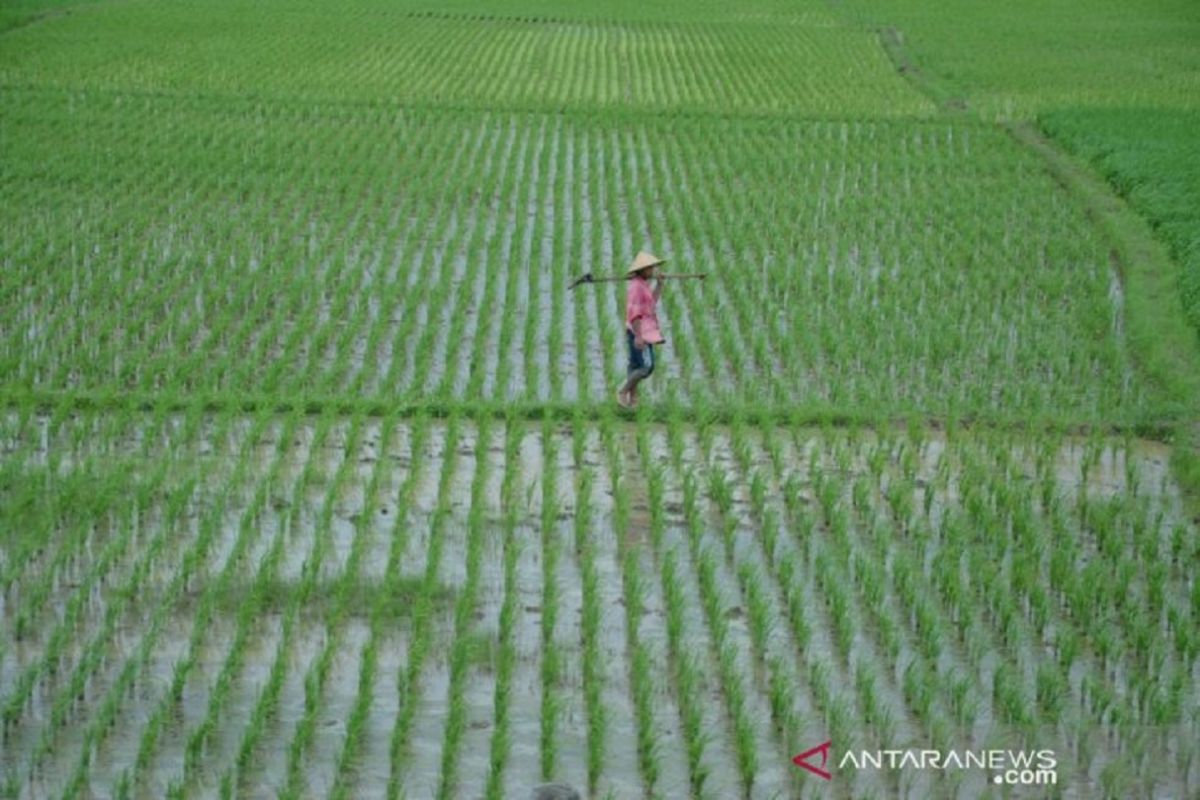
[617,251,666,409]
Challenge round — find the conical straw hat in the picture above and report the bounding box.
[625,250,665,277]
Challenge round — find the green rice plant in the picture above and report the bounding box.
[571,442,606,794]
[537,420,562,781]
[484,418,524,800]
[73,414,298,795]
[388,415,463,799]
[319,413,404,799]
[85,413,278,791]
[947,671,977,729]
[646,499,709,794]
[855,665,881,730]
[179,418,309,789]
[15,411,266,780]
[991,662,1030,727]
[902,661,933,726]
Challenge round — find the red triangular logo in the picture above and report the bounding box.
[793,740,833,780]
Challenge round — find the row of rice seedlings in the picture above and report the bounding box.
[537,118,568,400]
[626,129,719,405]
[123,412,331,794]
[143,411,295,797]
[8,122,288,398]
[866,481,994,740]
[634,420,721,797]
[5,99,403,400]
[22,410,266,794]
[43,236,195,392]
[184,412,342,794]
[112,245,232,391]
[91,186,256,393]
[654,133,781,400]
[280,413,388,794]
[611,125,705,403]
[658,130,808,405]
[197,191,307,395]
[6,467,188,795]
[481,127,537,401]
[579,128,617,400]
[0,11,937,115]
[509,118,550,403]
[4,408,183,649]
[6,106,1146,417]
[343,185,422,400]
[715,123,1128,414]
[434,415,492,798]
[289,250,366,397]
[950,440,1124,737]
[874,430,1196,787]
[817,439,973,750]
[597,415,661,793]
[432,121,518,401]
[568,417,605,794]
[715,419,886,782]
[522,120,559,403]
[661,421,768,796]
[310,193,374,320]
[386,414,463,798]
[454,128,527,402]
[276,415,367,798]
[1028,479,1194,738]
[392,123,495,400]
[0,408,241,752]
[324,414,420,798]
[537,420,563,778]
[547,127,574,402]
[68,412,298,797]
[209,415,329,797]
[400,128,505,402]
[724,426,887,752]
[1056,479,1196,673]
[315,191,388,388]
[483,417,522,800]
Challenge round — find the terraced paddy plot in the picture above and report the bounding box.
[0,3,928,116]
[1,96,1143,419]
[1,408,1197,797]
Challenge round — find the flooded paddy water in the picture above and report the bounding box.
[1,410,1197,798]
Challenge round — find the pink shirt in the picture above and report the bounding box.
[626,276,664,343]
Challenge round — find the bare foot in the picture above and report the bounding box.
[616,388,631,408]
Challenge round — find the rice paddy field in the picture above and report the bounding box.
[2,1,1199,799]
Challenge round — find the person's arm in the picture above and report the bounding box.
[631,317,645,349]
[652,278,663,301]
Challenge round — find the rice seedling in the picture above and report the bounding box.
[483,417,523,800]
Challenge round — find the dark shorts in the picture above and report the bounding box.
[626,328,655,377]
